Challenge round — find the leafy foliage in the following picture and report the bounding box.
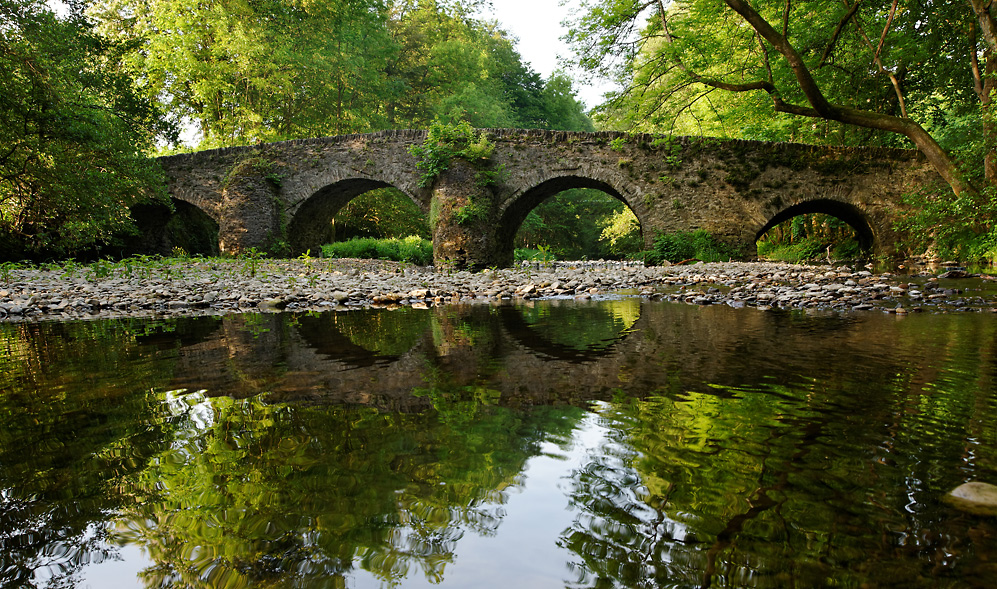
[90,0,398,145]
[0,1,172,258]
[644,230,735,265]
[757,214,861,262]
[321,236,433,265]
[515,189,642,260]
[331,188,430,242]
[409,119,497,187]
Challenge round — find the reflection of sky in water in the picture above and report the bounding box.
[351,411,607,589]
[74,540,152,589]
[73,409,611,589]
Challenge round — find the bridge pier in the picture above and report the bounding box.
[216,158,285,255]
[431,160,505,270]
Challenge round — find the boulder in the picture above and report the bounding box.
[944,482,997,515]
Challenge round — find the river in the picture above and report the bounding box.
[2,299,996,588]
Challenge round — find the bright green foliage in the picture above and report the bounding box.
[384,2,593,131]
[599,207,642,256]
[757,214,861,262]
[331,188,430,241]
[515,189,642,260]
[408,119,497,187]
[91,0,594,148]
[0,1,171,258]
[567,0,972,146]
[90,0,397,146]
[644,230,735,265]
[321,236,433,265]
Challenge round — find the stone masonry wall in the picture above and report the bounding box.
[158,130,938,265]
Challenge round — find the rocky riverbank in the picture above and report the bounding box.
[0,257,995,322]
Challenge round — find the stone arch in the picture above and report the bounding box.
[495,175,647,265]
[128,197,220,256]
[754,198,876,251]
[287,178,425,255]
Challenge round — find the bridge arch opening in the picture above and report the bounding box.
[289,179,430,259]
[500,176,644,263]
[755,199,874,262]
[127,198,220,256]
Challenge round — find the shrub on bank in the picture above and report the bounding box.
[757,236,862,262]
[515,248,557,263]
[321,236,433,265]
[643,230,735,265]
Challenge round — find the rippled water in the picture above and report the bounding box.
[2,300,997,588]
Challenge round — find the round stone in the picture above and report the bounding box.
[944,482,997,516]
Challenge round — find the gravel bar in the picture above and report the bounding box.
[0,258,994,322]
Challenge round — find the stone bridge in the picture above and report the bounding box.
[158,129,936,267]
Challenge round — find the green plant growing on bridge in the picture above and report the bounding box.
[409,120,498,188]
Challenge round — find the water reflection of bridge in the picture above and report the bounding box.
[160,300,875,408]
[2,300,967,589]
[165,300,648,407]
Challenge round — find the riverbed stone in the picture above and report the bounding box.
[945,482,997,516]
[2,258,997,322]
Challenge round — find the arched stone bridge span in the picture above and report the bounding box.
[158,129,936,268]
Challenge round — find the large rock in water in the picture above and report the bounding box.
[944,482,997,515]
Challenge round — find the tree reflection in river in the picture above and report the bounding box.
[108,391,583,588]
[560,309,997,588]
[2,301,997,587]
[0,321,186,588]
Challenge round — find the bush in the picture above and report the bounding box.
[321,236,433,265]
[515,247,557,264]
[644,230,735,265]
[756,236,862,262]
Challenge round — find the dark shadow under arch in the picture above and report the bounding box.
[288,179,423,255]
[755,199,875,251]
[127,197,220,256]
[497,175,644,265]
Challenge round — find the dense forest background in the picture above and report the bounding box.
[4,0,997,261]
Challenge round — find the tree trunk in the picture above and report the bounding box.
[721,0,972,196]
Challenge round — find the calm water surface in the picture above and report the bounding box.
[3,300,997,588]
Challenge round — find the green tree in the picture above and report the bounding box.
[0,0,170,258]
[515,189,639,259]
[91,0,398,146]
[332,188,431,241]
[566,0,997,258]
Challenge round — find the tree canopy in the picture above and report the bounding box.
[0,0,171,257]
[90,0,594,147]
[566,0,997,258]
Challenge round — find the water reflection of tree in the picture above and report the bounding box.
[111,392,583,588]
[561,351,997,589]
[0,321,184,589]
[510,299,640,361]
